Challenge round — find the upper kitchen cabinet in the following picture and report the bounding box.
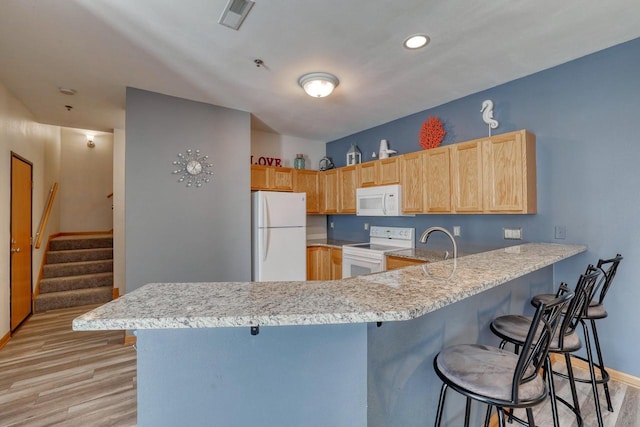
[482,130,536,213]
[423,146,452,213]
[338,165,358,213]
[378,157,400,185]
[293,169,321,214]
[251,165,294,191]
[357,161,377,187]
[321,169,339,214]
[400,151,424,213]
[451,140,484,213]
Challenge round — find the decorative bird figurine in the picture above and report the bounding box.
[481,100,499,136]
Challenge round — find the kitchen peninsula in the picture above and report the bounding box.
[73,243,585,427]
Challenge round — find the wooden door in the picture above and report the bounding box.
[424,146,452,212]
[11,154,33,331]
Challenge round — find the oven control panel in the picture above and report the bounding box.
[369,226,415,248]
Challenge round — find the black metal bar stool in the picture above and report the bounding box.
[553,254,623,426]
[489,268,600,427]
[432,289,574,427]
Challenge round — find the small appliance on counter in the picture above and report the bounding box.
[342,226,415,278]
[252,191,306,281]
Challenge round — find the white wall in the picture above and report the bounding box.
[251,130,326,171]
[59,128,113,232]
[113,129,125,293]
[0,81,60,337]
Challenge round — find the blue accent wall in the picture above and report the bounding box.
[327,38,640,376]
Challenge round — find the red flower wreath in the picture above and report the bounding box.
[419,116,445,150]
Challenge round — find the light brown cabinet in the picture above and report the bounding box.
[338,166,357,213]
[307,246,342,280]
[424,146,452,213]
[482,130,536,213]
[293,169,321,214]
[378,157,400,185]
[321,169,339,214]
[357,161,378,187]
[251,165,294,191]
[386,255,425,270]
[400,151,424,213]
[451,140,484,213]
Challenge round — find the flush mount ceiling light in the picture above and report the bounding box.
[298,72,339,98]
[403,34,430,50]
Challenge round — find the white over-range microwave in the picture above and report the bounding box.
[356,184,412,216]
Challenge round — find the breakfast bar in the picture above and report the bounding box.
[73,243,586,427]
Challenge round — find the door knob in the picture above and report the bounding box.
[10,247,21,254]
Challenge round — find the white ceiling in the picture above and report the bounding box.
[1,0,639,141]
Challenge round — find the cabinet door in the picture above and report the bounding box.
[357,161,377,187]
[338,166,357,213]
[424,146,452,213]
[251,165,270,190]
[378,157,400,185]
[451,140,484,212]
[400,152,424,213]
[483,130,537,213]
[293,170,320,214]
[307,247,330,280]
[271,167,294,191]
[321,170,339,214]
[330,248,342,280]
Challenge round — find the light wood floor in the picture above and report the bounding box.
[0,305,136,426]
[1,306,638,427]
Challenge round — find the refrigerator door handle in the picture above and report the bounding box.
[262,227,269,262]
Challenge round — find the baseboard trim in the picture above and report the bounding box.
[57,230,114,236]
[112,288,120,299]
[560,354,640,389]
[123,334,137,347]
[0,331,10,351]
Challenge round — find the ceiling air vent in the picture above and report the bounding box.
[218,0,255,30]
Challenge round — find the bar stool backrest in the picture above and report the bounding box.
[592,254,623,305]
[513,289,573,402]
[557,267,600,348]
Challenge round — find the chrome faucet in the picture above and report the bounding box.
[419,226,457,260]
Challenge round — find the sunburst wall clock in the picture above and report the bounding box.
[172,149,213,188]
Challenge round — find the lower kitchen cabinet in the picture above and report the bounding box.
[385,255,425,270]
[307,246,342,280]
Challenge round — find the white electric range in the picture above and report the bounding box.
[342,226,415,278]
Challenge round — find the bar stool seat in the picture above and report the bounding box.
[435,344,546,404]
[491,315,581,352]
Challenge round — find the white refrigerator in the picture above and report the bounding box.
[252,191,307,281]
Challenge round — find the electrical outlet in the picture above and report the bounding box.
[503,227,522,240]
[364,222,369,231]
[453,226,461,237]
[330,221,334,229]
[554,225,566,240]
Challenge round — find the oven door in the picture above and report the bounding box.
[342,250,385,279]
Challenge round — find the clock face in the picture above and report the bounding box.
[186,160,203,175]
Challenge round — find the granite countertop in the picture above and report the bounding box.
[73,243,586,331]
[386,248,451,263]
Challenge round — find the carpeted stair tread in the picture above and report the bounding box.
[43,259,113,279]
[47,247,113,264]
[35,288,112,312]
[40,272,113,294]
[50,235,113,251]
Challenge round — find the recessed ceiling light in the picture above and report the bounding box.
[59,87,77,95]
[403,34,430,50]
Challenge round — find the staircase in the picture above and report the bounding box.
[35,235,114,312]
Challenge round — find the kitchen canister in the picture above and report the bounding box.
[294,154,305,169]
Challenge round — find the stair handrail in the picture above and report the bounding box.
[35,182,58,249]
